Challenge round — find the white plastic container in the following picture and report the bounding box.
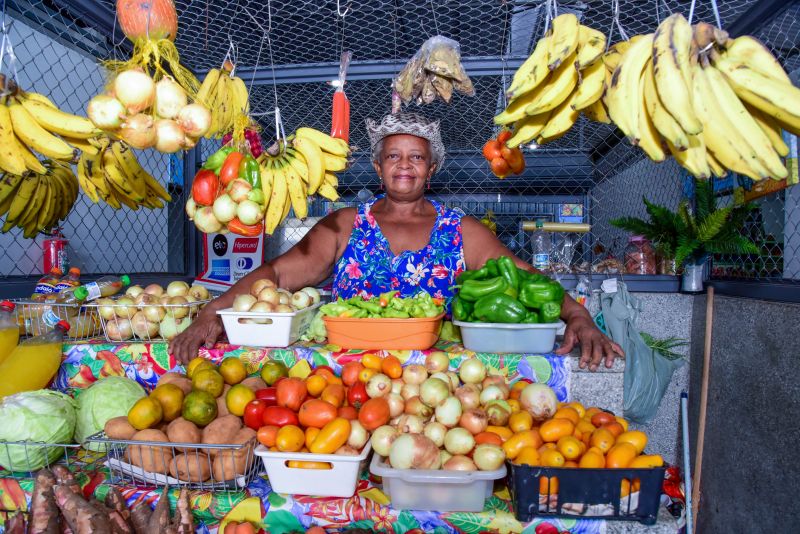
[370,455,507,512]
[254,442,371,497]
[453,320,564,354]
[217,302,321,347]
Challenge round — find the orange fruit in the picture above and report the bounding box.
[540,449,565,467]
[509,411,533,432]
[192,368,225,397]
[615,416,629,431]
[181,391,217,426]
[225,384,256,416]
[306,374,327,397]
[556,436,582,460]
[564,460,579,468]
[579,449,605,468]
[361,353,383,371]
[591,411,616,427]
[539,418,575,443]
[380,355,402,379]
[149,383,184,422]
[553,407,580,425]
[219,358,247,385]
[260,360,288,386]
[616,430,648,454]
[566,402,586,418]
[602,421,625,438]
[629,454,664,468]
[590,428,616,453]
[128,397,163,430]
[186,357,215,379]
[514,447,541,466]
[539,476,559,495]
[606,442,637,468]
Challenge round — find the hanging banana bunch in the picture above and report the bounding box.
[195,60,251,139]
[604,14,795,181]
[494,13,607,148]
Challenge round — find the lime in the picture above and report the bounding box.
[182,390,218,426]
[260,360,288,386]
[192,368,225,397]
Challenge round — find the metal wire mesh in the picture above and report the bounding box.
[3,0,800,286]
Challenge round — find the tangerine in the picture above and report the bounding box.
[149,383,184,422]
[219,358,247,385]
[186,357,215,379]
[127,397,163,430]
[539,418,575,443]
[225,384,256,416]
[182,390,217,426]
[192,368,225,397]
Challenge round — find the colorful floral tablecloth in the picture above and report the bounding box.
[0,341,619,534]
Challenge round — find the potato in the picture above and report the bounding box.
[169,453,211,482]
[212,450,253,481]
[216,394,230,418]
[125,429,174,474]
[166,417,201,452]
[202,415,242,455]
[104,416,137,440]
[158,373,193,395]
[240,377,267,392]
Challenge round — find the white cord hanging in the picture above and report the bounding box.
[688,0,722,29]
[543,0,558,35]
[606,0,630,51]
[337,0,351,18]
[0,1,20,99]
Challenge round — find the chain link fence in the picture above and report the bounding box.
[2,0,799,287]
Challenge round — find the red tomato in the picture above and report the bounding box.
[358,397,390,431]
[298,399,338,428]
[255,387,277,406]
[311,365,335,377]
[347,382,369,409]
[243,399,267,430]
[340,361,364,387]
[219,151,244,185]
[191,169,219,206]
[337,406,358,420]
[276,377,307,412]
[261,406,299,427]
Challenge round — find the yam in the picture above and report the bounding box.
[105,487,131,524]
[104,416,137,440]
[173,488,194,534]
[240,377,267,392]
[52,465,81,495]
[166,417,201,452]
[201,414,242,455]
[5,513,26,534]
[147,486,171,533]
[125,429,174,474]
[129,502,152,534]
[158,373,193,395]
[168,453,212,482]
[30,469,59,534]
[54,485,111,534]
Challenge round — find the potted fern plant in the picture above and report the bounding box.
[611,179,760,291]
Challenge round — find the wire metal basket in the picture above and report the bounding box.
[86,432,263,490]
[0,439,82,479]
[12,299,102,341]
[86,297,213,343]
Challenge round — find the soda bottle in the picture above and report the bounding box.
[0,320,70,398]
[531,221,552,272]
[32,267,63,297]
[54,267,81,293]
[0,301,19,366]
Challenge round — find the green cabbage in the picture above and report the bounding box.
[0,390,77,472]
[74,376,145,450]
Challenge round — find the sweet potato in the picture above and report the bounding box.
[30,469,59,534]
[54,485,112,534]
[52,465,81,495]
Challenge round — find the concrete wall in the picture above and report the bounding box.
[689,293,800,532]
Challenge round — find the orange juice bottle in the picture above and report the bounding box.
[0,301,19,366]
[0,320,70,398]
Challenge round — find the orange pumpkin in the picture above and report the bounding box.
[117,0,178,41]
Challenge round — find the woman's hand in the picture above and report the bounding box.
[555,313,624,371]
[169,313,224,364]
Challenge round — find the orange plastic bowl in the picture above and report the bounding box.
[323,313,444,350]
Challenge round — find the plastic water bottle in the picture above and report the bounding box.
[531,222,552,272]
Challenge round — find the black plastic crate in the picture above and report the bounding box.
[508,464,667,525]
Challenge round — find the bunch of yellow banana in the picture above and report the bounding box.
[76,137,172,210]
[495,13,607,148]
[0,160,79,237]
[257,127,349,234]
[0,90,99,174]
[195,64,250,138]
[604,14,796,181]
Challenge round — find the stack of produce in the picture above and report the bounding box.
[494,14,607,147]
[453,256,564,324]
[94,281,211,341]
[104,357,265,483]
[195,63,251,139]
[482,129,526,179]
[231,279,321,318]
[186,127,348,235]
[87,68,211,153]
[76,137,172,210]
[602,14,797,180]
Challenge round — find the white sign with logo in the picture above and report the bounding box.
[195,232,264,292]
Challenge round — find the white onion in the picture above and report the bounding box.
[389,434,440,470]
[212,194,237,223]
[430,372,454,392]
[455,384,481,411]
[485,400,511,426]
[96,297,117,321]
[120,114,156,149]
[473,443,506,471]
[480,385,505,406]
[386,393,405,418]
[233,294,257,312]
[366,373,392,398]
[167,281,190,297]
[459,358,486,384]
[189,285,210,300]
[482,375,506,390]
[435,396,462,428]
[114,297,137,319]
[154,119,185,153]
[185,198,197,220]
[420,377,449,408]
[400,383,420,401]
[169,296,189,319]
[300,287,321,305]
[87,94,126,130]
[403,396,432,418]
[423,421,447,448]
[228,179,253,203]
[257,287,280,305]
[347,420,369,450]
[520,383,558,421]
[184,135,198,150]
[390,379,404,396]
[250,279,276,296]
[133,293,156,307]
[290,291,312,310]
[130,311,158,339]
[394,414,424,434]
[106,318,133,341]
[126,285,144,298]
[276,304,295,313]
[444,427,475,455]
[144,284,165,297]
[159,316,188,340]
[370,425,398,457]
[177,103,211,137]
[459,408,489,435]
[193,207,223,233]
[154,77,187,119]
[446,372,461,391]
[440,450,453,466]
[444,455,478,471]
[113,68,155,114]
[237,200,263,226]
[143,305,166,323]
[402,364,428,385]
[425,351,450,373]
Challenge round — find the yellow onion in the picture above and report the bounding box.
[154,119,185,153]
[113,68,155,114]
[154,77,187,119]
[120,114,156,149]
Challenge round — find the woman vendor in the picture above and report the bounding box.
[172,113,623,370]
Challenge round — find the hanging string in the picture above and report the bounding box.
[392,0,399,76]
[0,0,19,98]
[688,0,697,24]
[499,1,510,111]
[430,0,441,35]
[709,0,723,29]
[606,0,629,51]
[336,0,348,58]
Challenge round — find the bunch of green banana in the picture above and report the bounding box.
[0,160,79,237]
[76,137,172,210]
[604,14,795,181]
[255,127,349,234]
[495,13,607,148]
[0,89,100,175]
[195,63,250,138]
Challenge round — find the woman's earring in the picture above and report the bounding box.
[427,180,431,190]
[379,180,384,190]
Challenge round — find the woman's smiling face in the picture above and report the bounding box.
[373,134,436,201]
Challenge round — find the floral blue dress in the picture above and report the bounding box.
[332,197,466,312]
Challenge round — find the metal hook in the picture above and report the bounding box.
[337,0,351,18]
